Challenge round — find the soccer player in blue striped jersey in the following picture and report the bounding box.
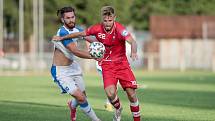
[50,6,100,121]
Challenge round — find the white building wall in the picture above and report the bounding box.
[159,39,215,70]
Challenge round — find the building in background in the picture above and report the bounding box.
[144,16,215,71]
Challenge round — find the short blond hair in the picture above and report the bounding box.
[101,6,115,16]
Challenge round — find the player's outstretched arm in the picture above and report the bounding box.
[52,31,86,41]
[126,36,138,61]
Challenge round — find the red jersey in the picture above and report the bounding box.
[85,22,131,61]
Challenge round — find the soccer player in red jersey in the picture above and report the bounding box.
[53,6,141,121]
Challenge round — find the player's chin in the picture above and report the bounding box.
[68,24,75,28]
[105,27,111,31]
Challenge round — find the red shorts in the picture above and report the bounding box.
[101,61,137,90]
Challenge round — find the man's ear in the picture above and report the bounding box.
[114,16,116,21]
[61,18,64,23]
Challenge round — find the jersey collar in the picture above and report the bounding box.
[63,25,74,31]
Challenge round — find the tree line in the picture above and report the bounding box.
[3,0,215,41]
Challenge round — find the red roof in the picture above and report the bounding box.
[150,16,215,39]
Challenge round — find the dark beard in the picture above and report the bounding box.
[65,22,75,30]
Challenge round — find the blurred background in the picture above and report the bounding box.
[1,1,215,121]
[0,0,215,72]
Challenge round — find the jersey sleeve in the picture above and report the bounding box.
[117,23,131,40]
[76,25,84,32]
[59,29,75,47]
[85,25,97,36]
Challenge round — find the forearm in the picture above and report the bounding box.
[126,36,138,60]
[73,50,92,59]
[66,42,92,59]
[131,41,137,54]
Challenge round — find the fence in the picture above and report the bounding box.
[143,39,215,71]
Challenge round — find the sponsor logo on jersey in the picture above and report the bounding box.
[122,30,128,37]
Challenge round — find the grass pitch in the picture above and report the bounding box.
[0,70,215,121]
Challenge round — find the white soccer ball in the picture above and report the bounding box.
[89,42,105,58]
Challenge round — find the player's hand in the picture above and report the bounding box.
[130,52,138,61]
[52,36,63,41]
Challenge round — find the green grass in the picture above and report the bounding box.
[0,70,215,121]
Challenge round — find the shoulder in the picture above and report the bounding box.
[74,26,84,32]
[71,27,80,33]
[57,26,69,36]
[85,23,102,35]
[115,22,129,37]
[115,22,126,30]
